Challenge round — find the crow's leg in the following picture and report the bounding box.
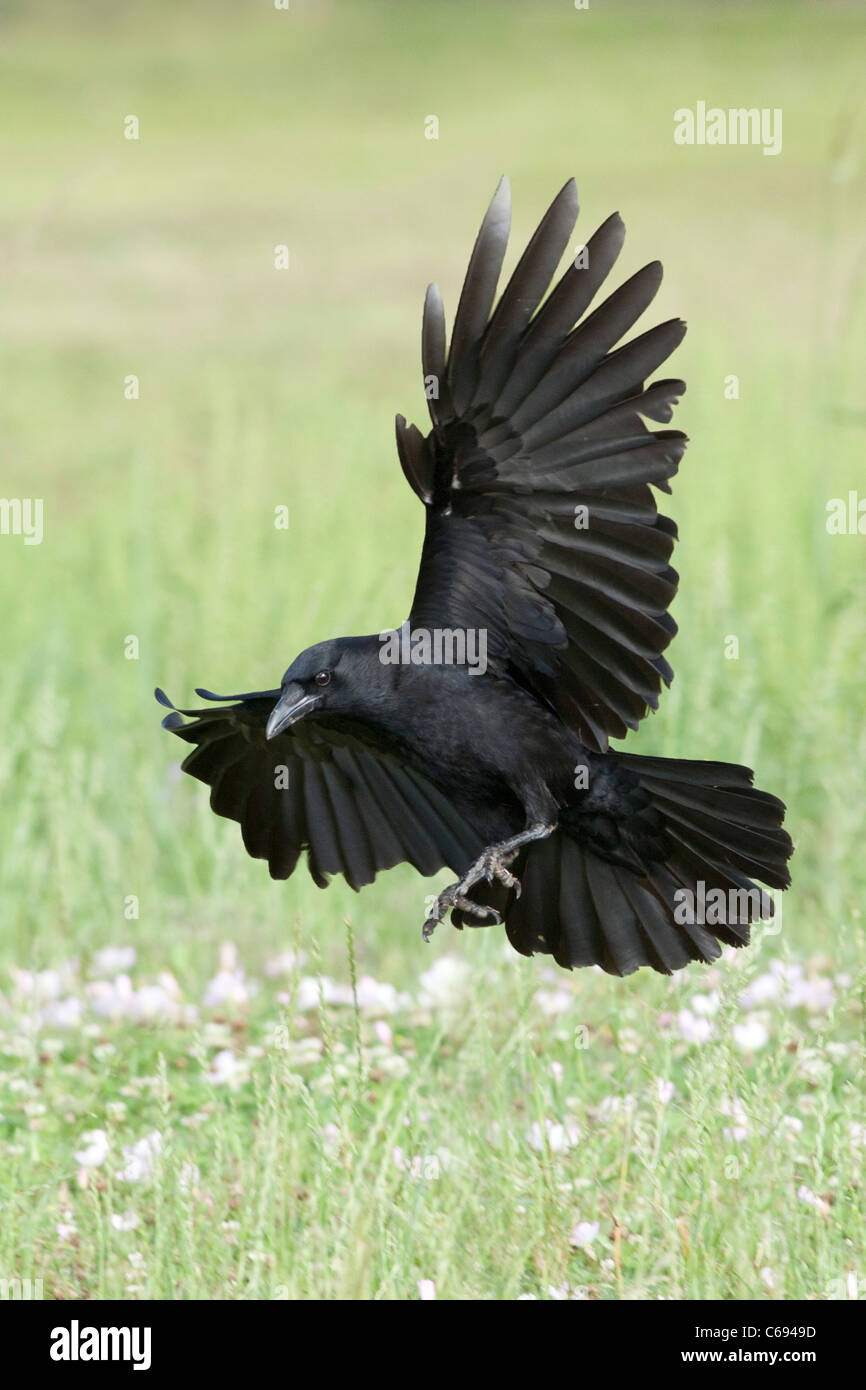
[422,823,556,941]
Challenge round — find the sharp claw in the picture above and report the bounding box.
[421,885,503,941]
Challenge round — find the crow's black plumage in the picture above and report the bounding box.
[157,177,793,976]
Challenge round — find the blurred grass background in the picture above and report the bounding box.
[0,0,864,1300]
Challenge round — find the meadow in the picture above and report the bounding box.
[0,0,863,1300]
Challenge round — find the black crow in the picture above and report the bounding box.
[157,177,792,976]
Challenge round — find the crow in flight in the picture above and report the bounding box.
[157,177,792,976]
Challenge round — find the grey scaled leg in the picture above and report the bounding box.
[422,823,556,941]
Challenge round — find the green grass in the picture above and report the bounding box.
[0,0,864,1300]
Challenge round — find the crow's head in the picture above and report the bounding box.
[265,634,388,739]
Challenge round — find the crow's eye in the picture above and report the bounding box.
[314,670,331,687]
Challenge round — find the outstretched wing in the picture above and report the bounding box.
[157,688,486,889]
[396,177,687,752]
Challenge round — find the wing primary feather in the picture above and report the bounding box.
[472,177,579,413]
[446,175,512,416]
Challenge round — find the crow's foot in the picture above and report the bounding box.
[422,884,502,941]
[421,823,555,941]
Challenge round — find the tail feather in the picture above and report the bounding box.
[584,855,649,976]
[558,835,607,968]
[451,752,792,977]
[618,873,701,973]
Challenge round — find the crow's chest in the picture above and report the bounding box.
[388,673,577,806]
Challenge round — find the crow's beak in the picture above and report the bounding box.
[265,684,319,740]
